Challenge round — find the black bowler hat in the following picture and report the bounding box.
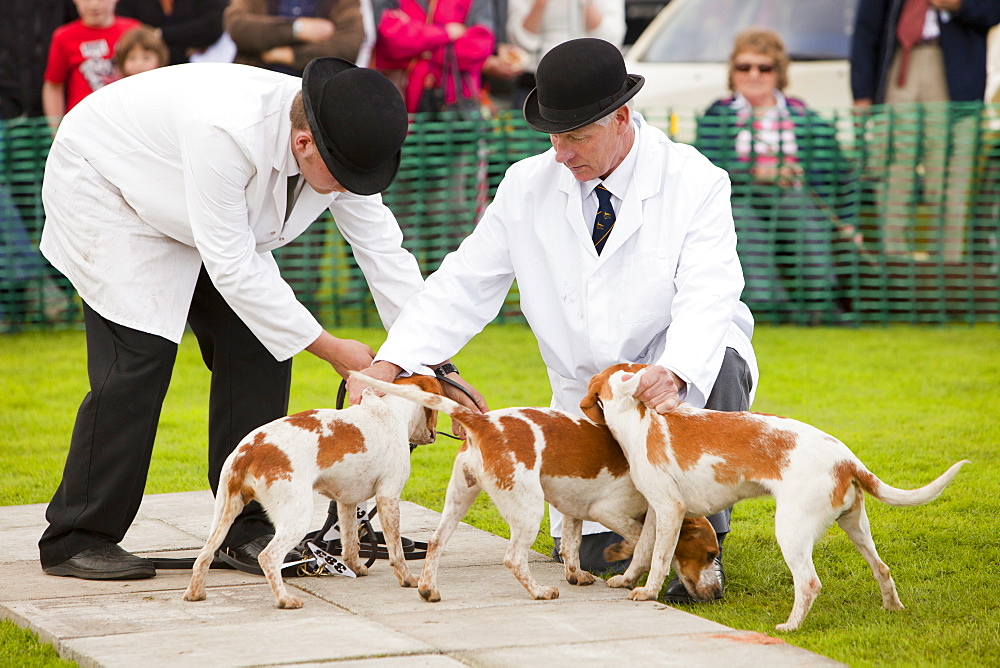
[523,38,644,134]
[302,58,408,195]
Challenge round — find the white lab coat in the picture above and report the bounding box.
[377,114,758,535]
[40,63,423,361]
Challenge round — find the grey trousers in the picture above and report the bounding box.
[553,348,753,574]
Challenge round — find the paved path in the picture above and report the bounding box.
[0,491,842,667]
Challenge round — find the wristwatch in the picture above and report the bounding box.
[292,18,303,39]
[434,363,459,377]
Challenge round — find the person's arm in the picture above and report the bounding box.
[506,0,544,54]
[377,5,451,61]
[41,81,65,132]
[587,0,625,45]
[306,330,376,380]
[936,0,1000,29]
[327,192,425,329]
[653,165,745,407]
[287,0,365,68]
[180,125,324,363]
[849,0,883,103]
[159,0,228,54]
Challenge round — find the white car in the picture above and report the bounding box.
[625,0,856,122]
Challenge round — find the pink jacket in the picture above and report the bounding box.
[374,0,494,112]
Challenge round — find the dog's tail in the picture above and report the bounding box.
[856,459,969,507]
[350,372,484,429]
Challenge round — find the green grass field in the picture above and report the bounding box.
[1,324,998,666]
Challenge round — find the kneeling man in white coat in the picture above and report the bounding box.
[348,38,759,603]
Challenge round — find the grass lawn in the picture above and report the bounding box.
[1,323,998,666]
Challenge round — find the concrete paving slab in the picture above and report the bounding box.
[0,491,842,667]
[59,615,435,668]
[455,632,841,667]
[296,561,626,616]
[297,656,466,668]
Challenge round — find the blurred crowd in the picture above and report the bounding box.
[0,0,998,331]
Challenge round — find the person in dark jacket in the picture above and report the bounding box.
[696,28,860,324]
[850,0,1000,263]
[116,0,227,66]
[851,0,1000,105]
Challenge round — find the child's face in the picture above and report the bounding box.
[74,0,118,28]
[123,47,163,77]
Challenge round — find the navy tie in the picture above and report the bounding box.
[592,184,616,255]
[284,174,300,222]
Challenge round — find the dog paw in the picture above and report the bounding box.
[627,587,657,601]
[354,565,369,577]
[775,622,797,632]
[398,573,417,588]
[277,596,304,609]
[532,586,559,600]
[418,587,441,602]
[182,589,205,602]
[607,574,632,589]
[567,570,596,586]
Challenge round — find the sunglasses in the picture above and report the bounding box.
[733,62,776,74]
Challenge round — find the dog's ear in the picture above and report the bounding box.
[580,390,605,424]
[581,370,610,424]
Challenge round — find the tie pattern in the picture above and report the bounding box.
[592,184,616,255]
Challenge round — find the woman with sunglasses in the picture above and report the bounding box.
[695,28,861,325]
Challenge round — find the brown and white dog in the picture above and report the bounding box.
[351,372,722,603]
[183,375,444,609]
[582,363,969,631]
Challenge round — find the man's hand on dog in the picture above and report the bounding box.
[631,365,686,414]
[346,360,401,403]
[306,331,375,380]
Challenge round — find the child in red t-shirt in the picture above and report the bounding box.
[42,0,141,129]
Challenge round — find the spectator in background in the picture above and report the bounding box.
[696,28,860,324]
[372,0,494,114]
[114,26,170,77]
[115,0,227,66]
[0,0,78,121]
[42,0,141,129]
[225,0,364,76]
[506,0,625,110]
[480,0,528,111]
[851,0,1000,262]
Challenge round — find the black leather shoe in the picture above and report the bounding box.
[216,535,304,576]
[43,543,155,580]
[662,558,725,604]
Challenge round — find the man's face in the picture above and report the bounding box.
[292,130,348,194]
[550,108,631,182]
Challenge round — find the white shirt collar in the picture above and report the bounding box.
[581,117,640,202]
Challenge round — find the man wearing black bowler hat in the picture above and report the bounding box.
[350,37,759,603]
[38,58,431,580]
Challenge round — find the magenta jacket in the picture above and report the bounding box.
[374,0,494,112]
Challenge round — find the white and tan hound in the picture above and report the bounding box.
[183,375,443,609]
[352,372,722,603]
[582,363,969,631]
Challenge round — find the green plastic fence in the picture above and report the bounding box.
[1,104,998,334]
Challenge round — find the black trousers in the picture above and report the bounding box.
[39,268,292,568]
[554,347,754,574]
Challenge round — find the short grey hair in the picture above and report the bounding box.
[594,100,635,127]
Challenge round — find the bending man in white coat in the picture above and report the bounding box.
[38,58,440,580]
[348,38,758,603]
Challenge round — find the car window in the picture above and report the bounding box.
[638,0,855,63]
